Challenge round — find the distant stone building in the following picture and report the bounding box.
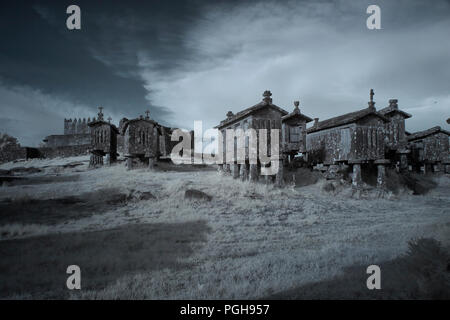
[88,107,119,167]
[119,111,161,169]
[306,90,390,188]
[407,126,450,173]
[216,90,288,184]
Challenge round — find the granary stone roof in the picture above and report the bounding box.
[215,90,288,129]
[87,106,119,133]
[119,117,161,135]
[282,101,313,123]
[306,107,389,134]
[88,120,119,134]
[378,99,412,119]
[407,126,450,141]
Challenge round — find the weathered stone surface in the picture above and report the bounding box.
[148,157,156,169]
[231,163,240,179]
[89,154,104,168]
[275,160,284,187]
[240,163,249,181]
[105,153,111,166]
[249,164,258,182]
[352,163,362,188]
[377,164,386,189]
[184,189,212,201]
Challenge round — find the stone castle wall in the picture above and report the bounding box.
[43,134,90,148]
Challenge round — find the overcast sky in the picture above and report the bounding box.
[0,0,449,146]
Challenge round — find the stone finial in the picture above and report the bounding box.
[262,90,272,104]
[226,111,234,119]
[98,106,104,121]
[107,116,112,123]
[293,101,300,113]
[368,89,376,110]
[314,118,319,127]
[145,110,150,119]
[389,99,398,109]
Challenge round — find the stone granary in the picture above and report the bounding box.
[407,126,450,173]
[306,90,391,188]
[281,100,313,162]
[215,90,288,184]
[378,99,412,171]
[119,111,162,170]
[88,107,119,167]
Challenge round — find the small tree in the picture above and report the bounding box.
[0,133,20,149]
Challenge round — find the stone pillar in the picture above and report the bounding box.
[148,157,156,170]
[421,164,426,174]
[433,163,440,173]
[89,154,95,168]
[126,157,133,170]
[275,159,284,187]
[89,154,104,167]
[232,163,239,179]
[399,153,408,172]
[249,163,258,182]
[375,159,390,189]
[110,152,117,164]
[377,165,386,188]
[97,154,103,166]
[350,160,362,188]
[240,163,249,181]
[105,153,111,166]
[445,163,450,174]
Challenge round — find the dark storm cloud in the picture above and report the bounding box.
[0,0,449,146]
[0,1,180,120]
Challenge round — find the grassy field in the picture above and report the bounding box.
[0,156,449,299]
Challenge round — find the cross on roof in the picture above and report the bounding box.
[107,116,112,123]
[97,106,104,120]
[263,90,272,98]
[145,110,150,119]
[370,89,374,103]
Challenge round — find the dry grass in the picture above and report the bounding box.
[0,159,449,299]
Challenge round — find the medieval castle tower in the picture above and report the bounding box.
[64,118,96,135]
